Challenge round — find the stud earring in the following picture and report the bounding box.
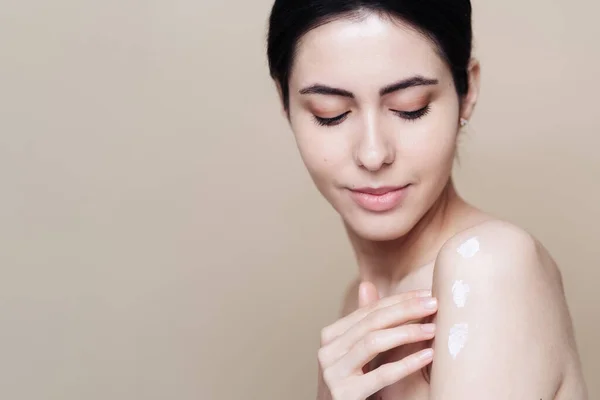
[460,118,469,127]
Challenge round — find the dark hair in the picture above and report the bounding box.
[267,0,473,111]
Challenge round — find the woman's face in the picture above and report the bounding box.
[285,14,477,241]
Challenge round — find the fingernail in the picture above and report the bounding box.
[422,298,438,309]
[417,290,432,297]
[421,323,436,333]
[419,348,434,360]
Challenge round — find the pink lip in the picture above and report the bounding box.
[348,185,410,212]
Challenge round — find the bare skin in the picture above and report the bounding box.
[333,218,588,400]
[274,10,587,400]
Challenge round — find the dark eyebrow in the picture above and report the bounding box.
[299,84,354,98]
[380,76,439,96]
[299,76,438,99]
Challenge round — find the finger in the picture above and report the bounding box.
[358,281,379,308]
[357,282,380,375]
[356,348,434,399]
[319,296,437,366]
[335,323,436,376]
[321,289,431,346]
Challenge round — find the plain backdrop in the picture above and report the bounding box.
[0,0,598,399]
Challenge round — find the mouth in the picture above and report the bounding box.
[348,184,411,212]
[351,185,410,195]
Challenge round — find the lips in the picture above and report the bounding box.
[348,185,410,212]
[352,186,407,195]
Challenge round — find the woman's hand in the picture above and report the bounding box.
[317,282,437,400]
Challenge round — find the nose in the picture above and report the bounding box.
[354,113,395,171]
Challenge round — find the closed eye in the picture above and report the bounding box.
[391,105,431,121]
[313,111,351,127]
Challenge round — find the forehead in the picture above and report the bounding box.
[290,14,450,92]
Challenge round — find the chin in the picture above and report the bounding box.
[342,211,417,242]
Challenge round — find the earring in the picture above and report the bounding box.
[460,118,469,127]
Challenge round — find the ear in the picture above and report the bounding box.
[460,58,481,123]
[274,80,289,119]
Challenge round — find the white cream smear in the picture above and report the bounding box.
[448,323,469,359]
[452,280,470,308]
[447,238,477,359]
[457,237,480,258]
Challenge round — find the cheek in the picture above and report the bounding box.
[292,121,349,180]
[406,99,459,173]
[421,130,457,163]
[404,123,458,179]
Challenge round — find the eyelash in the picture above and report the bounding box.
[314,112,351,127]
[313,105,431,127]
[392,105,431,121]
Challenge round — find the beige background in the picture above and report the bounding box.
[0,0,598,399]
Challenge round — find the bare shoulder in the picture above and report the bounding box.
[428,219,581,398]
[435,219,563,286]
[433,219,570,331]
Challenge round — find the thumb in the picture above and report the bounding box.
[358,281,379,308]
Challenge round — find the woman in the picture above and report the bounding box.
[266,1,588,399]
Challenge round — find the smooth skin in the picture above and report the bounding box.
[318,288,437,399]
[276,11,587,400]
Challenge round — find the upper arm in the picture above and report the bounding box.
[428,222,568,399]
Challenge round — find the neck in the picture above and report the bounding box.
[345,180,467,296]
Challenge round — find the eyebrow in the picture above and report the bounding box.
[299,76,439,98]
